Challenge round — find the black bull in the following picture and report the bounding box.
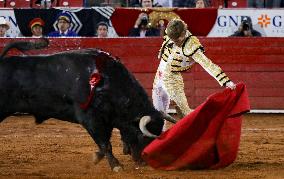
[0,41,176,171]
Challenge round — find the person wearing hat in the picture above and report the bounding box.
[0,17,10,37]
[29,18,45,38]
[48,12,78,37]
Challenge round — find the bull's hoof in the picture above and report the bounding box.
[92,152,104,164]
[136,160,147,166]
[134,161,146,170]
[112,166,123,172]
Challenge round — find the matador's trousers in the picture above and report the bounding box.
[152,64,192,118]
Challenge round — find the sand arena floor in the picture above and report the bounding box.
[0,114,283,178]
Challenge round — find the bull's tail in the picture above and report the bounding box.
[0,38,49,58]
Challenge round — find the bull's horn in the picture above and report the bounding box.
[139,116,158,138]
[162,112,177,124]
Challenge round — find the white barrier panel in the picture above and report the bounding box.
[208,9,284,37]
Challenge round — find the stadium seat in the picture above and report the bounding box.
[0,0,4,7]
[5,0,32,8]
[226,0,248,8]
[210,0,248,8]
[31,0,58,8]
[57,0,83,7]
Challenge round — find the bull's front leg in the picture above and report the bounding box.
[130,141,147,167]
[88,129,123,171]
[75,106,123,171]
[86,128,123,171]
[77,118,123,171]
[98,142,123,172]
[119,128,146,166]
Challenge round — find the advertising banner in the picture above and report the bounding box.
[208,9,284,37]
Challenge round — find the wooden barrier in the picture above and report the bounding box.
[0,37,283,110]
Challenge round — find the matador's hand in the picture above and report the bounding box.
[226,81,236,90]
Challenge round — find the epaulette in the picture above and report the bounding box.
[182,35,204,57]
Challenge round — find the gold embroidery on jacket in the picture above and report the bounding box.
[158,31,231,90]
[192,50,229,86]
[183,36,203,57]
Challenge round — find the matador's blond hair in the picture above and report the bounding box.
[166,19,187,40]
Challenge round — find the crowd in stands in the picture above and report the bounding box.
[0,0,283,8]
[0,0,211,38]
[247,0,284,8]
[0,0,282,38]
[90,0,284,8]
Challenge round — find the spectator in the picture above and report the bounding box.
[0,17,10,37]
[247,0,265,7]
[195,0,210,8]
[248,0,284,8]
[272,0,284,7]
[29,18,45,38]
[48,12,78,37]
[128,12,160,37]
[96,22,108,38]
[153,0,173,7]
[173,0,195,7]
[230,17,261,37]
[173,0,210,7]
[35,0,54,8]
[128,0,140,6]
[84,0,103,6]
[129,0,159,7]
[141,0,153,7]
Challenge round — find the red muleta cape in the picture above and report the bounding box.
[142,83,250,170]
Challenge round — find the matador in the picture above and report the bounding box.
[152,19,236,118]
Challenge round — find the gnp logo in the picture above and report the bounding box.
[258,14,270,28]
[217,14,282,28]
